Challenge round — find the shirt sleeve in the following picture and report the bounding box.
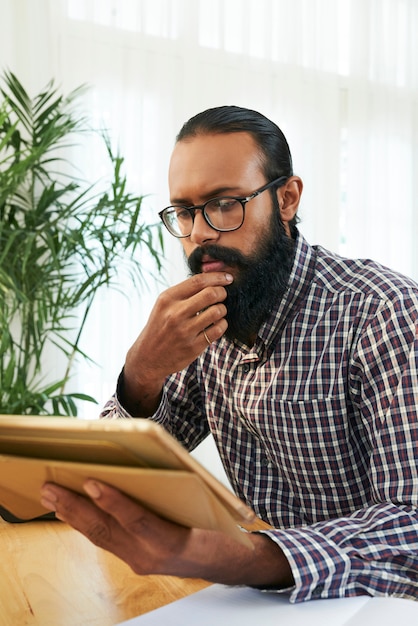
[260,296,418,602]
[99,369,135,419]
[100,362,210,450]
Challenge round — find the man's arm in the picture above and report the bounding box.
[114,271,232,417]
[256,302,418,602]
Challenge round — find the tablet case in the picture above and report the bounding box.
[0,415,255,547]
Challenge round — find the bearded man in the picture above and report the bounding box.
[41,106,418,603]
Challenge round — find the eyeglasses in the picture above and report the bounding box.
[159,175,288,238]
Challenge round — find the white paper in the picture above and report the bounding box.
[344,596,418,625]
[116,584,377,626]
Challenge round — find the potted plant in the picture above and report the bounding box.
[0,71,163,416]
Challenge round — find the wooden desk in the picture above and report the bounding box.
[0,516,209,625]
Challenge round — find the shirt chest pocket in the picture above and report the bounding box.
[253,396,369,491]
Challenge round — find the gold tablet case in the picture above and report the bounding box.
[0,415,255,547]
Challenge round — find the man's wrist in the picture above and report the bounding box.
[117,366,163,417]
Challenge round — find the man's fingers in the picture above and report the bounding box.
[189,285,229,315]
[41,480,179,543]
[177,271,233,299]
[40,482,117,546]
[40,480,192,575]
[83,480,156,534]
[40,481,152,557]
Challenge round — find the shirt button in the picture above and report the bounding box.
[242,364,250,373]
[260,457,270,467]
[258,506,268,519]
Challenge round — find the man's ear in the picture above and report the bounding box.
[277,176,303,235]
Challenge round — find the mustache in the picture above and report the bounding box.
[187,244,250,275]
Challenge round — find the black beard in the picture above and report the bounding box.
[187,210,295,345]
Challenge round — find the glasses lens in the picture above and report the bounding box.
[162,198,244,237]
[205,198,243,231]
[164,208,193,237]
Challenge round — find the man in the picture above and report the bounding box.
[40,106,418,603]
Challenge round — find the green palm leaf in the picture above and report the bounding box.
[0,71,163,416]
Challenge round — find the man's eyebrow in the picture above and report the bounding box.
[170,186,245,205]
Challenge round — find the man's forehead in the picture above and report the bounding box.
[171,130,258,154]
[169,132,264,190]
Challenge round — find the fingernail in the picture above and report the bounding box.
[83,480,102,499]
[41,498,57,511]
[40,487,58,511]
[225,273,233,282]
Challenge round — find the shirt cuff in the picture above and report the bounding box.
[259,528,351,603]
[99,369,134,419]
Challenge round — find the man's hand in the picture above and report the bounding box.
[122,271,233,416]
[40,480,294,588]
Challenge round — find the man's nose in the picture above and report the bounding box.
[190,209,219,245]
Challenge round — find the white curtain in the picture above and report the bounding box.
[1,0,417,440]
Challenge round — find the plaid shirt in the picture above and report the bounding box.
[102,232,418,603]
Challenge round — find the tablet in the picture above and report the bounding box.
[0,415,255,546]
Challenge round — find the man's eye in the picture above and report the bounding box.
[175,208,191,221]
[211,198,237,210]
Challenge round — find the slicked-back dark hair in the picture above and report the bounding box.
[176,105,298,233]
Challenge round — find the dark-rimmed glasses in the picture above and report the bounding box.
[159,175,288,238]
